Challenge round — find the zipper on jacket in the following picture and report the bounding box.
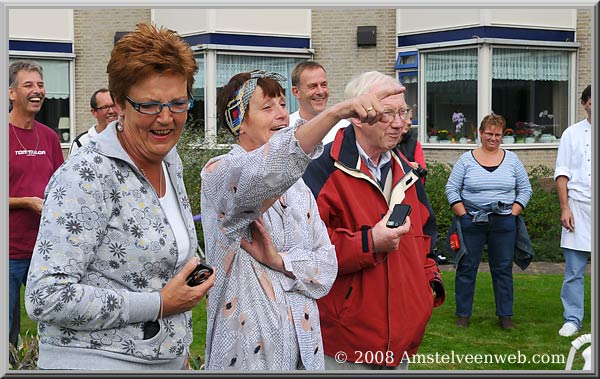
[345,286,353,299]
[386,259,393,365]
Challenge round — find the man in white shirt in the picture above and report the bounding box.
[554,84,592,337]
[68,88,117,155]
[289,61,348,144]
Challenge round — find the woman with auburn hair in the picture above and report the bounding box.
[201,70,403,370]
[445,113,532,331]
[25,23,214,369]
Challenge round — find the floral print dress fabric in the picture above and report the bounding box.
[201,125,337,370]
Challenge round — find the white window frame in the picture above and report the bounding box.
[413,38,578,148]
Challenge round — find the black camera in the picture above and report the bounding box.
[413,165,427,179]
[186,262,214,287]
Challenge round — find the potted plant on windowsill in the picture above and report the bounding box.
[538,110,555,143]
[437,129,451,143]
[457,133,469,144]
[514,121,533,143]
[428,128,439,143]
[502,128,515,144]
[539,125,555,143]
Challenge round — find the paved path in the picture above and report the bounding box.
[439,261,592,275]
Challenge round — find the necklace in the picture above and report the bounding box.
[11,124,39,157]
[140,164,164,197]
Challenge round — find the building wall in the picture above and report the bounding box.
[397,8,575,35]
[485,9,576,29]
[153,9,210,34]
[73,9,151,138]
[214,9,310,36]
[153,9,310,37]
[405,8,590,170]
[397,8,481,34]
[311,9,397,105]
[9,9,72,41]
[12,7,591,166]
[576,8,593,122]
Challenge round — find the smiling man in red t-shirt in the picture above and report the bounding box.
[8,60,64,348]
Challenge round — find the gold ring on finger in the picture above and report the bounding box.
[365,106,374,112]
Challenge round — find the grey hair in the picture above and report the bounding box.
[344,71,400,100]
[9,60,44,88]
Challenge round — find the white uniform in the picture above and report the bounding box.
[554,118,592,251]
[68,124,100,156]
[288,110,349,145]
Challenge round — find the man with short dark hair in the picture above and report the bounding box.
[8,60,64,347]
[289,61,348,144]
[555,84,592,337]
[68,88,117,155]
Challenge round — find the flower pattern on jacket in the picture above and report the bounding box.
[25,125,197,364]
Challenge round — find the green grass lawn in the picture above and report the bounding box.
[414,271,592,370]
[19,270,591,370]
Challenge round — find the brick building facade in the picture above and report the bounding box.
[10,7,591,170]
[73,9,150,135]
[310,8,593,170]
[311,9,397,105]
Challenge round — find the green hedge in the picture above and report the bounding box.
[424,161,563,262]
[178,125,229,250]
[178,127,564,263]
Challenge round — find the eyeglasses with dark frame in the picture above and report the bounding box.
[94,104,116,112]
[381,108,410,123]
[125,96,194,115]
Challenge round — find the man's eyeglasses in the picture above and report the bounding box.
[95,104,116,112]
[125,96,194,115]
[381,108,410,123]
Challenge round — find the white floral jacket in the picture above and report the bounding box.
[25,123,198,369]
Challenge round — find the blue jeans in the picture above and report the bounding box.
[561,248,589,329]
[455,214,516,318]
[9,258,30,346]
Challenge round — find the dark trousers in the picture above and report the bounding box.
[455,214,516,318]
[9,258,30,347]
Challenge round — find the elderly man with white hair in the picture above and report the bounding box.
[303,71,445,371]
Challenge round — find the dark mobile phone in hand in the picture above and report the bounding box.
[186,262,214,287]
[386,204,412,228]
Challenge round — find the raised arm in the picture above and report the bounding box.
[295,85,405,153]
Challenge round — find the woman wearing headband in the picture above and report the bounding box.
[201,70,403,370]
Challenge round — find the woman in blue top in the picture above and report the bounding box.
[445,114,532,330]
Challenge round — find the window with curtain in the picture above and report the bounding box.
[491,48,571,143]
[9,58,71,142]
[216,54,306,112]
[188,54,206,139]
[424,48,478,144]
[399,72,418,125]
[214,54,307,143]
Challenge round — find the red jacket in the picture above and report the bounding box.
[303,126,445,366]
